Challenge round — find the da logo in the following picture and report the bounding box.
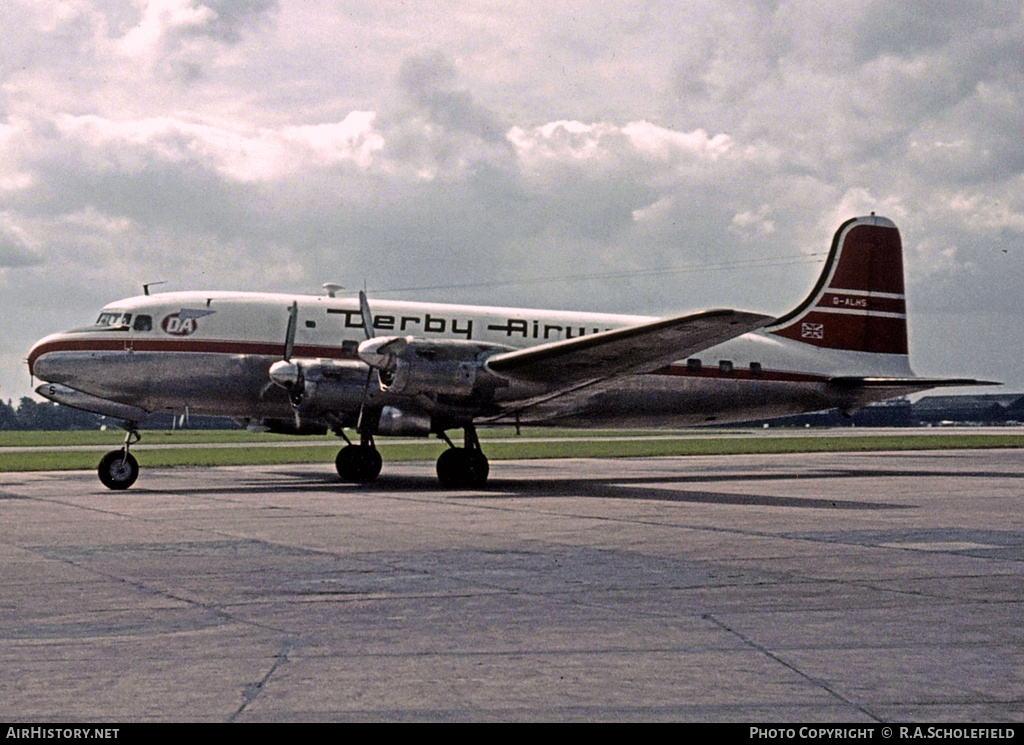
[161,309,215,336]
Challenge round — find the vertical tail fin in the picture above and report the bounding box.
[766,215,907,355]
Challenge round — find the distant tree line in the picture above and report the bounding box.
[0,398,106,430]
[0,398,239,431]
[3,394,1022,432]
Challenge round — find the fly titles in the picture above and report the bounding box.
[328,309,608,341]
[328,309,473,339]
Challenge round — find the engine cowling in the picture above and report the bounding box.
[268,358,368,410]
[384,356,479,396]
[358,338,507,398]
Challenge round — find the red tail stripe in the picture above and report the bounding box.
[827,224,905,295]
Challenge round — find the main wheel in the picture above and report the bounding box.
[335,445,383,484]
[98,450,139,490]
[436,448,489,488]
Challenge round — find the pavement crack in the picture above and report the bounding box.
[703,612,884,722]
[230,636,298,722]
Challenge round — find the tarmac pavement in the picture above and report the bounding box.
[1,449,1022,722]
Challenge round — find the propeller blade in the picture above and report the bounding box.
[283,301,298,361]
[268,302,304,405]
[355,290,383,435]
[355,369,375,434]
[358,290,374,340]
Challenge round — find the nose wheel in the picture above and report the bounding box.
[97,429,141,490]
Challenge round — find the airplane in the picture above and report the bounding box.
[27,214,993,490]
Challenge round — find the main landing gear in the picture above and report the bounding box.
[335,432,383,484]
[436,427,489,488]
[98,428,140,490]
[333,425,490,488]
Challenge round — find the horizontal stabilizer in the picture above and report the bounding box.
[486,308,772,395]
[828,376,1000,391]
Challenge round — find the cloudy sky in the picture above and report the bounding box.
[3,0,1023,402]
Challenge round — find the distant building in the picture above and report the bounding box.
[912,394,1024,425]
[733,394,1024,428]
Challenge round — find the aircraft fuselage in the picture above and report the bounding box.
[29,290,913,430]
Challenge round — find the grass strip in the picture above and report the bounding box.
[2,432,1023,472]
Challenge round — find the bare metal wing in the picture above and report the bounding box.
[484,308,773,413]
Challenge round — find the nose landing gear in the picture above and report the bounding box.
[97,429,140,490]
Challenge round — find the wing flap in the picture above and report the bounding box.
[485,309,773,390]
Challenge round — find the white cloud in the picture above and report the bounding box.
[282,112,385,170]
[116,0,277,79]
[729,206,775,238]
[52,110,386,181]
[948,193,1024,234]
[0,212,43,268]
[119,0,218,59]
[621,121,732,162]
[4,1,1024,399]
[0,119,35,192]
[507,119,733,185]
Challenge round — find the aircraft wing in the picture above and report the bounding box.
[484,309,773,405]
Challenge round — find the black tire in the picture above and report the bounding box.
[436,448,489,488]
[335,445,383,484]
[98,450,139,490]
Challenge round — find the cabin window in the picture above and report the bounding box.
[133,315,153,332]
[305,320,316,328]
[719,360,733,374]
[750,362,763,376]
[687,358,702,372]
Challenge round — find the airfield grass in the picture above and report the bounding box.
[2,428,1024,472]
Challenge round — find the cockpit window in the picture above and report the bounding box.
[95,312,131,327]
[133,315,152,332]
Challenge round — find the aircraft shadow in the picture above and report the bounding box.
[128,467,919,511]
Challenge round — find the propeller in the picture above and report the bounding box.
[355,290,377,433]
[353,290,418,432]
[355,290,411,382]
[267,302,306,422]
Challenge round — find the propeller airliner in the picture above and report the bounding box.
[28,215,992,489]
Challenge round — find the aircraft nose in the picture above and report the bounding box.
[28,333,71,382]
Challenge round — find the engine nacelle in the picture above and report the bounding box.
[268,358,369,411]
[360,338,507,398]
[384,356,479,396]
